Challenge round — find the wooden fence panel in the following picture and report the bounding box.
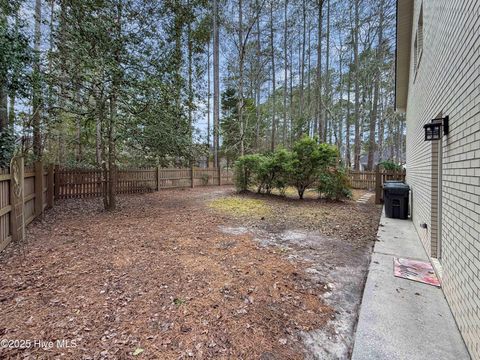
[56,168,104,199]
[43,169,48,210]
[157,168,191,189]
[0,168,11,251]
[54,166,232,197]
[117,168,157,194]
[348,171,376,190]
[193,168,219,187]
[221,170,234,185]
[348,168,406,204]
[24,167,35,225]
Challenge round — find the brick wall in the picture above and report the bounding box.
[405,0,480,357]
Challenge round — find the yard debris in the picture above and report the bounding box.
[0,187,381,359]
[132,348,144,356]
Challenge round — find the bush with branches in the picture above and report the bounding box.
[287,137,338,199]
[234,137,351,201]
[379,160,403,171]
[234,154,263,192]
[317,167,352,201]
[254,149,291,194]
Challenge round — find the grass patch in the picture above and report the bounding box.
[270,186,318,199]
[209,196,271,217]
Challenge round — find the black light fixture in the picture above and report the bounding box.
[423,116,449,141]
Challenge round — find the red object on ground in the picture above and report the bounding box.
[393,257,441,287]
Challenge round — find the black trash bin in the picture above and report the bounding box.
[383,182,410,219]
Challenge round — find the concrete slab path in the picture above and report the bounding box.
[351,212,470,360]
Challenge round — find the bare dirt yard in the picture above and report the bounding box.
[0,186,381,359]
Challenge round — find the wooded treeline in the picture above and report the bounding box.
[219,0,405,169]
[0,0,405,209]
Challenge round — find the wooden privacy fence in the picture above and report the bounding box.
[55,166,233,199]
[348,171,376,190]
[0,159,52,252]
[0,161,233,251]
[347,166,406,204]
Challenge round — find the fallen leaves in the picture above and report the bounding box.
[0,186,380,359]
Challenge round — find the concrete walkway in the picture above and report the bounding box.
[351,212,470,360]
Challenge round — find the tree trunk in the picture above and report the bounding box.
[299,0,306,121]
[8,93,15,127]
[96,92,103,166]
[187,2,193,142]
[207,35,211,166]
[75,83,82,162]
[337,38,344,152]
[378,93,385,162]
[105,0,123,211]
[255,0,261,150]
[0,8,6,130]
[107,95,116,211]
[367,0,384,170]
[213,0,220,168]
[289,44,294,143]
[238,0,245,156]
[324,0,330,143]
[316,0,324,141]
[307,19,312,136]
[32,0,42,160]
[353,0,361,170]
[346,49,352,168]
[282,0,288,146]
[270,1,276,152]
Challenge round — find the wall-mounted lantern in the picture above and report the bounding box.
[423,116,449,141]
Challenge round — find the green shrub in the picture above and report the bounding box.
[288,137,338,199]
[255,149,291,194]
[271,149,291,194]
[252,155,272,193]
[201,173,210,185]
[317,167,352,201]
[379,160,402,171]
[234,137,340,199]
[234,154,263,192]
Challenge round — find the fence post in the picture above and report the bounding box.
[47,164,54,208]
[375,164,382,204]
[34,161,44,217]
[54,165,60,200]
[156,166,160,191]
[190,162,195,188]
[218,166,221,186]
[10,156,24,242]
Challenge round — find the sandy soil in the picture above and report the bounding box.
[0,186,380,359]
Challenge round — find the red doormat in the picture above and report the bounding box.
[393,257,441,287]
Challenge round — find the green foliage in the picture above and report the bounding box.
[201,173,210,185]
[234,137,342,200]
[380,160,402,171]
[254,149,291,194]
[0,128,15,168]
[221,88,259,159]
[234,154,263,192]
[317,167,352,201]
[0,1,31,99]
[270,149,291,194]
[288,137,338,199]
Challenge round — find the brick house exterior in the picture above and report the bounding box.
[396,0,479,358]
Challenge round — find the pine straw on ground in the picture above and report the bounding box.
[0,187,379,359]
[209,189,378,247]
